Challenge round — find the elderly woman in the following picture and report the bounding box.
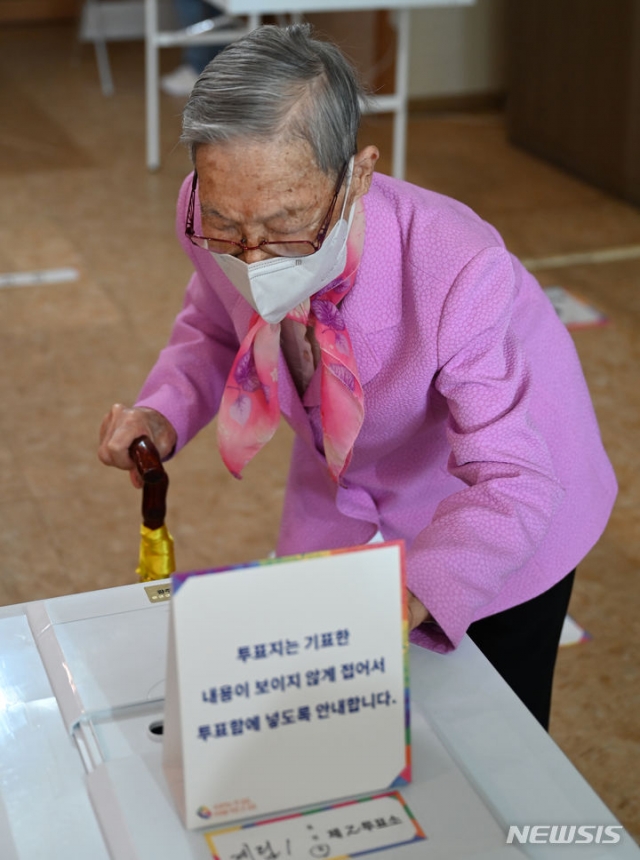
[99,24,616,728]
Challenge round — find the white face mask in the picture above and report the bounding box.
[210,158,356,324]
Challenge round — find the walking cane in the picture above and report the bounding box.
[129,435,176,582]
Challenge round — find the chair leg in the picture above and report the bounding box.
[81,0,115,96]
[94,37,114,96]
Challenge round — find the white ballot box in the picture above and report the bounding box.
[0,554,638,860]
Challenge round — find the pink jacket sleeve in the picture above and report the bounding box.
[135,269,240,453]
[408,247,565,650]
[135,175,241,450]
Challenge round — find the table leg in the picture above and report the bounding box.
[392,8,410,181]
[145,0,160,171]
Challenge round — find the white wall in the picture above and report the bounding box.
[408,0,507,98]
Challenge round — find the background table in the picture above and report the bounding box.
[145,0,475,175]
[0,581,638,860]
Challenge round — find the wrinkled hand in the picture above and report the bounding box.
[98,404,177,488]
[407,589,431,631]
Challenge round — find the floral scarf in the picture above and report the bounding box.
[217,205,365,483]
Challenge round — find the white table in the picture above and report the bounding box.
[145,0,475,176]
[0,582,638,860]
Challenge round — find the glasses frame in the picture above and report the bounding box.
[185,160,350,258]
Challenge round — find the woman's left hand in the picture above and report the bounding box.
[407,589,431,630]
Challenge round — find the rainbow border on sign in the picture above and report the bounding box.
[204,790,426,859]
[172,540,411,790]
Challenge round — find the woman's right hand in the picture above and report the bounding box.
[98,404,178,488]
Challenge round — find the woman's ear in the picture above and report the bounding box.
[351,145,380,199]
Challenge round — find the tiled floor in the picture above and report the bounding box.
[0,22,638,841]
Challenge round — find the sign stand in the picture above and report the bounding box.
[163,542,410,831]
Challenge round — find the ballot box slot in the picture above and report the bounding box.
[148,720,164,738]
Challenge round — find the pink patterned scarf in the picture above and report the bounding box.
[217,211,365,483]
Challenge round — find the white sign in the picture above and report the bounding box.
[163,542,410,830]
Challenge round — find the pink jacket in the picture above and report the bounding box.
[137,172,617,652]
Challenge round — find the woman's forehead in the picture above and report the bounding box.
[196,140,331,199]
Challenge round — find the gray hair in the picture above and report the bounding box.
[181,24,367,176]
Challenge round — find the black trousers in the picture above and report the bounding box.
[466,570,576,730]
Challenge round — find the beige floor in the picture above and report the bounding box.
[0,22,638,841]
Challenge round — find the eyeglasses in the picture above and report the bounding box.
[185,161,349,258]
